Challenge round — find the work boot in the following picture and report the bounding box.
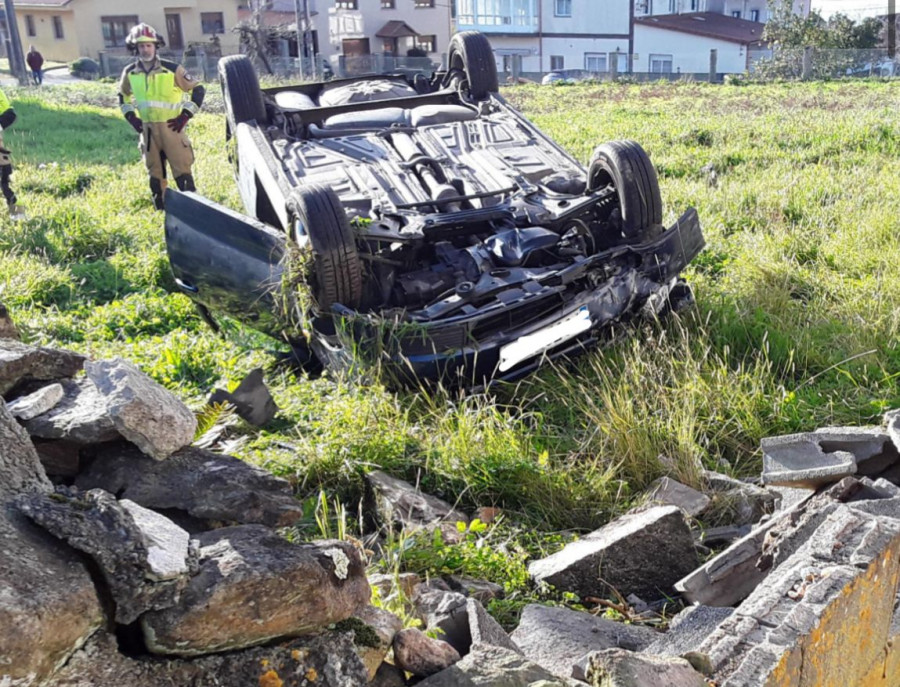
[175,174,196,192]
[150,178,165,211]
[7,202,24,221]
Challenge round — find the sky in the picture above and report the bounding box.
[812,0,892,18]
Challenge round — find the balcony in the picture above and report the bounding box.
[456,0,538,34]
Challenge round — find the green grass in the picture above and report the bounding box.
[2,79,899,606]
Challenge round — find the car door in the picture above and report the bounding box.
[164,189,289,338]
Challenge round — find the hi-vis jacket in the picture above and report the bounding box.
[118,58,201,123]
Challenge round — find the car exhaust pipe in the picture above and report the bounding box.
[389,132,461,212]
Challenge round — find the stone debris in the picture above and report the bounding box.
[85,358,197,460]
[528,505,699,600]
[579,648,708,687]
[367,469,469,542]
[392,627,461,678]
[352,604,404,680]
[208,367,278,427]
[643,476,711,517]
[0,338,85,395]
[7,381,64,420]
[415,643,574,687]
[23,378,120,444]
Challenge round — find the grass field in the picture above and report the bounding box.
[1,79,899,612]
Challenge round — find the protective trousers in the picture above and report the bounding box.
[0,140,16,207]
[141,122,194,209]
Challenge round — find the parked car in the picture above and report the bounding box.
[164,31,705,388]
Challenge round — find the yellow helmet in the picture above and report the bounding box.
[126,23,165,49]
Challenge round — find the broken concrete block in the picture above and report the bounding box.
[23,378,120,444]
[366,470,469,541]
[581,648,708,687]
[467,597,521,655]
[415,643,572,687]
[413,586,470,655]
[528,506,698,601]
[887,409,900,453]
[702,471,778,524]
[85,358,197,460]
[698,505,900,686]
[761,433,857,488]
[643,477,710,517]
[815,426,900,476]
[7,382,64,420]
[509,604,658,680]
[208,368,278,427]
[0,338,84,395]
[644,605,734,658]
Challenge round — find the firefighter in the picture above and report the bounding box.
[118,23,205,210]
[0,88,23,219]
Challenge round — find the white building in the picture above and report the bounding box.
[635,0,809,22]
[633,12,766,74]
[455,0,633,75]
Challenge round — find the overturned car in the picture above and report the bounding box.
[164,31,705,387]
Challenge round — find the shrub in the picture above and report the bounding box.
[69,57,100,79]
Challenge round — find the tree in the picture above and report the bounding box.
[757,1,883,78]
[232,0,294,76]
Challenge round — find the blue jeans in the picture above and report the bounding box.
[31,69,42,85]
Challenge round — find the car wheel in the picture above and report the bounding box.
[218,55,267,132]
[286,185,363,310]
[587,140,663,241]
[447,31,499,100]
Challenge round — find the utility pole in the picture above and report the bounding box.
[889,0,896,60]
[2,0,26,85]
[294,0,313,79]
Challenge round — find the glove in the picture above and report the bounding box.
[124,112,143,134]
[166,110,192,133]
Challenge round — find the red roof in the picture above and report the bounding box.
[634,12,766,45]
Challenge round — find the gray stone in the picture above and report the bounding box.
[468,597,522,654]
[141,526,371,655]
[643,477,710,517]
[370,661,407,687]
[645,605,735,657]
[0,509,104,685]
[16,487,192,624]
[582,648,708,687]
[446,574,505,604]
[528,506,698,601]
[509,604,659,680]
[0,399,52,499]
[0,338,85,395]
[887,409,900,454]
[761,433,857,488]
[7,382,64,420]
[120,499,191,580]
[416,643,572,687]
[85,358,197,460]
[49,628,369,687]
[0,301,19,340]
[815,426,899,475]
[393,627,461,678]
[872,478,900,497]
[208,367,278,427]
[414,586,471,655]
[75,443,304,528]
[23,378,120,444]
[367,470,469,540]
[769,485,815,512]
[352,604,403,680]
[847,496,900,520]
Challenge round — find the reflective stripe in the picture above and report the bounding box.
[120,103,135,115]
[135,100,182,111]
[183,101,199,115]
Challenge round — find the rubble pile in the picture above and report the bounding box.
[2,318,900,686]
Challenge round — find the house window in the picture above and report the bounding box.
[550,55,564,70]
[415,0,435,6]
[417,34,436,52]
[335,0,357,9]
[750,9,760,21]
[554,0,571,17]
[101,15,139,48]
[668,0,675,11]
[200,12,225,34]
[52,16,64,39]
[382,0,395,7]
[649,53,673,73]
[25,15,35,37]
[732,10,741,17]
[690,0,699,9]
[584,52,607,72]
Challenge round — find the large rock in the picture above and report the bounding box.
[393,627,461,678]
[0,399,52,498]
[84,358,196,460]
[351,604,404,681]
[7,382,64,420]
[644,605,734,658]
[366,470,469,540]
[528,506,698,601]
[509,604,658,680]
[582,648,708,687]
[22,377,120,444]
[415,643,574,687]
[49,629,369,687]
[0,511,105,686]
[16,487,193,624]
[75,444,304,528]
[413,585,470,654]
[0,338,84,395]
[141,525,371,655]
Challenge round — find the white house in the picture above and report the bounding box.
[455,0,633,74]
[635,0,809,22]
[633,12,765,74]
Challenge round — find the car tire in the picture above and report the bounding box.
[218,55,267,131]
[587,140,663,240]
[447,31,499,100]
[287,185,363,310]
